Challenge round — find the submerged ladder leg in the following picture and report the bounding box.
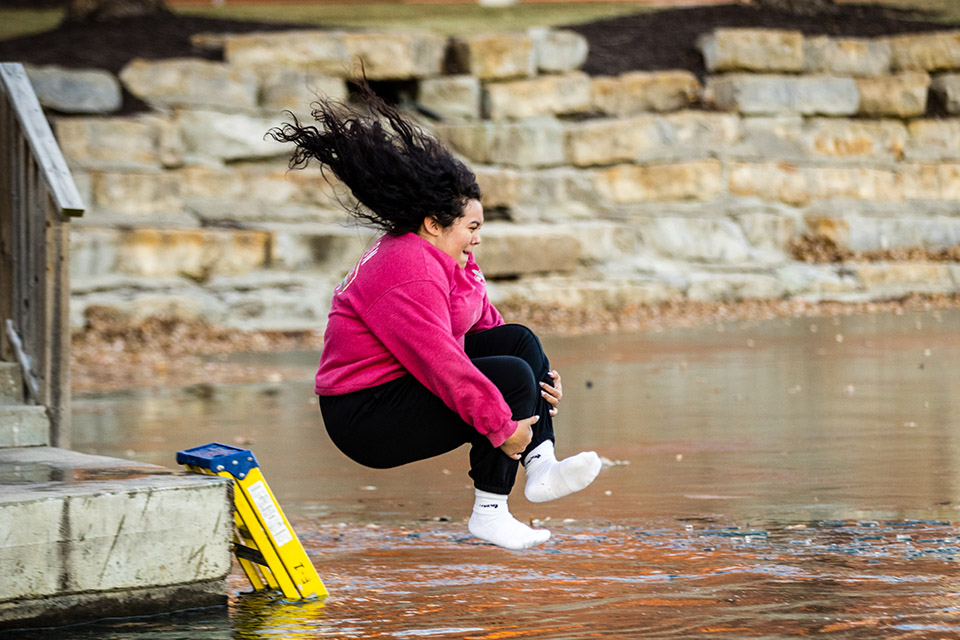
[178,443,327,600]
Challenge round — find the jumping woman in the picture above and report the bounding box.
[269,85,601,550]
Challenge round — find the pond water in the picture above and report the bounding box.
[22,309,960,638]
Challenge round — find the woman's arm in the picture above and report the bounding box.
[362,279,518,448]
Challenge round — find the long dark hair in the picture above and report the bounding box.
[268,83,481,235]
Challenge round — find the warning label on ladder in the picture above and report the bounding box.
[248,480,294,547]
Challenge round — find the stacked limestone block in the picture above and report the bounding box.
[435,27,960,308]
[29,26,960,331]
[51,33,377,330]
[696,28,960,301]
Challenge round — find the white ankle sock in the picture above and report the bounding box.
[467,490,550,550]
[523,440,602,503]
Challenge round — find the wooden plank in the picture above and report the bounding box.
[0,63,85,218]
[0,99,14,361]
[25,149,45,401]
[14,133,29,352]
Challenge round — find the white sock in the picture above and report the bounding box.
[523,440,602,503]
[467,490,550,550]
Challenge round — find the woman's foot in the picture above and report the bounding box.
[524,441,602,503]
[468,490,550,550]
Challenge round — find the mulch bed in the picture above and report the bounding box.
[569,3,953,78]
[0,3,953,79]
[0,12,308,74]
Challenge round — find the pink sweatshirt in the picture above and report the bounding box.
[315,232,515,447]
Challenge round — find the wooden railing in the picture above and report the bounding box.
[0,63,84,448]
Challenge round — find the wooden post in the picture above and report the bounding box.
[47,200,72,448]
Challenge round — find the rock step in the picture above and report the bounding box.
[0,446,232,630]
[0,405,49,448]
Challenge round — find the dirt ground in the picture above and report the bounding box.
[71,293,960,392]
[3,2,959,390]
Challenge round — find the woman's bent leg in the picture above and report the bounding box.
[465,324,556,454]
[319,370,525,495]
[467,355,541,493]
[466,324,602,503]
[321,373,550,549]
[319,375,475,469]
[320,324,599,503]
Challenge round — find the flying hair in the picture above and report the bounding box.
[267,81,481,236]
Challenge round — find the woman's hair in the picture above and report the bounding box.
[268,83,481,236]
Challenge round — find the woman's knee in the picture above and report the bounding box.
[476,355,538,417]
[501,324,549,377]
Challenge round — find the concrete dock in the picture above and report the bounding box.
[0,362,234,630]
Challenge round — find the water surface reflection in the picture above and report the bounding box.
[46,309,960,638]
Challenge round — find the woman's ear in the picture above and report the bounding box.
[421,215,442,238]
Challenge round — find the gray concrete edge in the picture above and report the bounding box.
[0,578,228,631]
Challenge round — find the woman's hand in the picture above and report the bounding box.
[500,415,538,460]
[540,370,563,417]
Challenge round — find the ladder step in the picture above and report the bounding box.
[233,542,267,566]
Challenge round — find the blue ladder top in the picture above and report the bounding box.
[176,442,260,479]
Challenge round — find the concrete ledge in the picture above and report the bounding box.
[0,406,49,448]
[0,447,232,630]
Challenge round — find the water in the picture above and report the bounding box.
[23,309,960,638]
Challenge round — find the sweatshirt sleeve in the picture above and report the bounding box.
[362,279,518,448]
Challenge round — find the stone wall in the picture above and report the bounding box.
[31,26,960,330]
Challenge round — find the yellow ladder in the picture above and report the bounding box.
[177,443,327,600]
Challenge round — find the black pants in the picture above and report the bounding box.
[318,324,555,494]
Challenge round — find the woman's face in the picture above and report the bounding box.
[435,199,484,269]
